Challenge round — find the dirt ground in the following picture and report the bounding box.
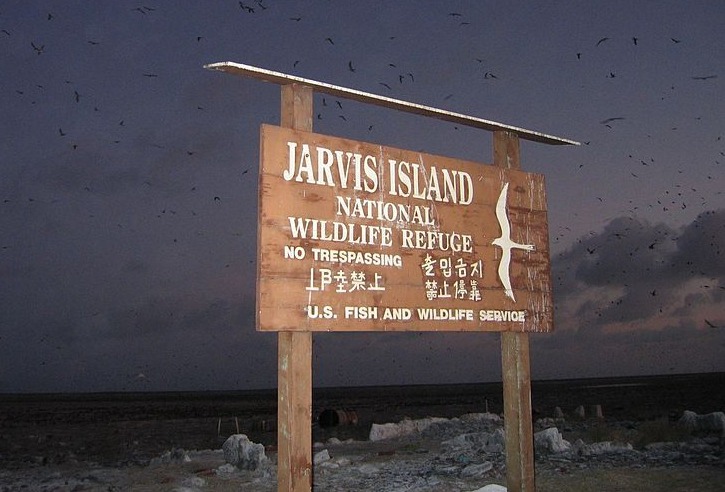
[1,374,723,490]
[2,439,723,492]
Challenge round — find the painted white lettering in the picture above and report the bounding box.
[335,196,435,227]
[307,305,335,319]
[382,307,412,320]
[416,308,474,321]
[400,229,473,253]
[344,306,378,320]
[478,310,527,322]
[310,247,402,267]
[289,217,393,247]
[284,141,378,191]
[388,160,474,205]
[283,245,305,259]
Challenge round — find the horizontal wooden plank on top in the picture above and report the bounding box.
[205,61,580,146]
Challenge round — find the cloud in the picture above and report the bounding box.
[553,209,724,331]
[671,210,725,279]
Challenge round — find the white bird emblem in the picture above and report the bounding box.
[492,183,535,302]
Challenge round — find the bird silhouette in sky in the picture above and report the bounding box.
[492,183,535,302]
[600,116,625,125]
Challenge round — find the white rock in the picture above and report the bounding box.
[222,434,267,470]
[369,416,450,441]
[460,461,493,478]
[215,463,238,475]
[534,427,571,453]
[180,476,206,488]
[444,432,482,449]
[369,422,403,441]
[334,456,351,466]
[485,428,507,453]
[468,484,507,492]
[313,448,331,465]
[445,427,506,455]
[679,411,725,432]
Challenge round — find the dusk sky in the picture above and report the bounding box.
[1,1,723,393]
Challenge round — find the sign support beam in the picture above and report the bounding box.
[495,130,536,492]
[205,62,579,146]
[277,83,313,492]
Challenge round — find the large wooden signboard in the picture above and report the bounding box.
[258,124,552,333]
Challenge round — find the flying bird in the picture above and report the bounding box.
[133,6,155,14]
[596,37,609,46]
[600,116,625,125]
[691,75,717,80]
[31,42,44,55]
[348,61,355,72]
[492,183,535,302]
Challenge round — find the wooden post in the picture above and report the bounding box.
[494,130,536,492]
[277,83,313,492]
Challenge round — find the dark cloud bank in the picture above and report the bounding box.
[1,209,722,393]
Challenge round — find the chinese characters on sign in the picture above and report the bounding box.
[257,124,552,332]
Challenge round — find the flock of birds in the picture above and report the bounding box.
[2,2,722,349]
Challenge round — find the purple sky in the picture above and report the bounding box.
[1,1,723,393]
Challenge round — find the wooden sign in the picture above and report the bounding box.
[258,124,552,333]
